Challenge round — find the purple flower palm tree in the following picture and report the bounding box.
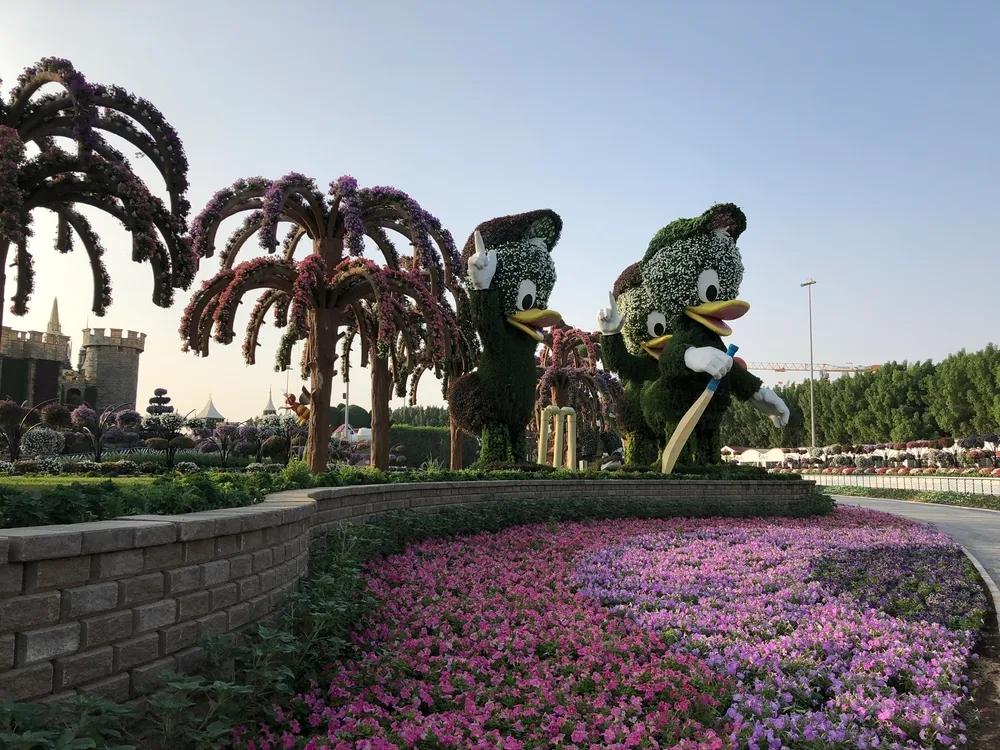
[0,58,194,330]
[179,173,467,472]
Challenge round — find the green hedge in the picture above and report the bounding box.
[388,424,479,468]
[0,473,272,529]
[0,491,834,749]
[0,463,804,530]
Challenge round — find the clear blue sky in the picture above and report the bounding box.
[3,1,998,418]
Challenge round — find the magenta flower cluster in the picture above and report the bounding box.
[212,256,296,344]
[242,518,732,749]
[0,126,26,245]
[243,509,983,749]
[259,172,320,252]
[189,176,271,258]
[13,58,100,153]
[573,510,984,748]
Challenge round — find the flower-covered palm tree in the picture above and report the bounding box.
[180,173,465,471]
[340,292,478,469]
[533,326,626,462]
[0,58,194,330]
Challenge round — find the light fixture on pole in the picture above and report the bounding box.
[800,278,817,451]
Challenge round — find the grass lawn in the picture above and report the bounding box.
[0,475,157,493]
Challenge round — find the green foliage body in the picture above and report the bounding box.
[642,319,761,464]
[601,333,659,465]
[449,210,561,464]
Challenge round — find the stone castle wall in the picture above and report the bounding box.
[0,328,70,363]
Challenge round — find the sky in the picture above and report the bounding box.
[3,1,998,420]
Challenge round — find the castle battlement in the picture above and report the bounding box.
[0,326,71,362]
[81,328,147,352]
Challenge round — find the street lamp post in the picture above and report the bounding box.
[800,278,817,451]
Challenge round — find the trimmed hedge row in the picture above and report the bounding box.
[0,462,803,530]
[0,492,835,749]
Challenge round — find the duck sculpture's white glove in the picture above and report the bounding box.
[596,291,624,335]
[467,229,496,290]
[753,387,790,428]
[684,346,733,380]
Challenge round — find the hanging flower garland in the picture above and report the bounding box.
[0,126,26,245]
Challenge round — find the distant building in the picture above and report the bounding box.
[0,299,145,410]
[263,388,277,416]
[195,395,225,424]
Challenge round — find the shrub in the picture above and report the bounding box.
[12,460,39,475]
[174,461,200,474]
[37,457,62,475]
[63,460,102,474]
[21,428,65,458]
[388,425,479,468]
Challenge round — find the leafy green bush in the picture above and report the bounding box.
[0,492,833,748]
[0,475,267,530]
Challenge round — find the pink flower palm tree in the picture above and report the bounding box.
[0,58,194,330]
[180,173,465,471]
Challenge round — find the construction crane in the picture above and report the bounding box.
[744,362,881,374]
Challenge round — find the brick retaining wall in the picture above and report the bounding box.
[0,478,814,701]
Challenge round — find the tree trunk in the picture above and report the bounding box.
[305,307,338,473]
[371,355,390,470]
[552,383,569,408]
[450,411,463,470]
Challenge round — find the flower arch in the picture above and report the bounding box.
[180,173,463,471]
[0,58,193,328]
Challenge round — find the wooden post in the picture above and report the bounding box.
[370,354,390,470]
[552,409,565,470]
[566,409,577,471]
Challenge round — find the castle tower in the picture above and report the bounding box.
[79,327,146,410]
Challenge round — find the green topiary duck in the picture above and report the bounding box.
[639,203,788,465]
[595,262,672,466]
[449,210,563,464]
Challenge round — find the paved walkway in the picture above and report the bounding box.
[834,495,1000,607]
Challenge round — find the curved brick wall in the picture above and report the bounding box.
[0,478,815,701]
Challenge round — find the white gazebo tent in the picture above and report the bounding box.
[195,395,225,424]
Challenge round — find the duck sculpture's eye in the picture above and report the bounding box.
[516,280,537,310]
[646,311,668,337]
[697,269,720,303]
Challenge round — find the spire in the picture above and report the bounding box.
[263,386,277,415]
[47,298,61,334]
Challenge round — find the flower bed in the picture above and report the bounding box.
[246,508,985,748]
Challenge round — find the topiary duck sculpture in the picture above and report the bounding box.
[638,203,789,465]
[595,262,672,466]
[449,210,564,464]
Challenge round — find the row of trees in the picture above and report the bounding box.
[721,345,1000,447]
